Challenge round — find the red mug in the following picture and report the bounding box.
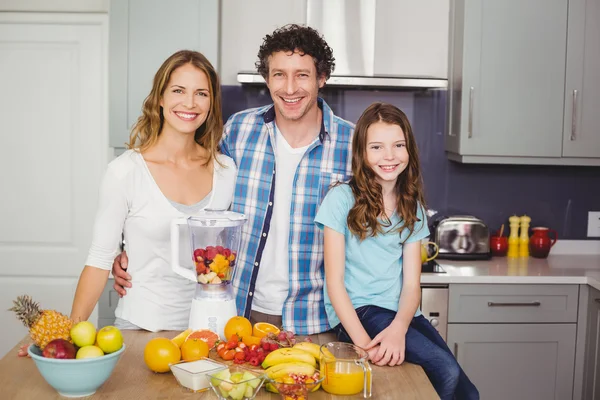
[529,227,558,258]
[490,236,508,257]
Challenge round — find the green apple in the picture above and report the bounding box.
[70,321,97,348]
[96,326,123,354]
[76,345,104,359]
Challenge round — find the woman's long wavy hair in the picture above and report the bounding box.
[127,50,223,165]
[347,102,426,241]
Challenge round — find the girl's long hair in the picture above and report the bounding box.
[347,102,426,241]
[127,50,223,166]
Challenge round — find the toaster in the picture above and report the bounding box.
[431,215,491,260]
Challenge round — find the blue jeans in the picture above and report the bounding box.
[333,305,479,400]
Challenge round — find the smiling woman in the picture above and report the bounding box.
[69,50,237,332]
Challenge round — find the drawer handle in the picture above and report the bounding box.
[487,301,541,307]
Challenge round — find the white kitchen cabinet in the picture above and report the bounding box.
[446,0,600,165]
[447,284,578,400]
[563,0,600,158]
[108,0,219,148]
[582,286,600,400]
[0,12,107,357]
[448,324,576,400]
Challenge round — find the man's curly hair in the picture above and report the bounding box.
[256,24,335,81]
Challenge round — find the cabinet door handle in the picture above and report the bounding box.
[468,87,474,138]
[453,343,458,357]
[571,89,578,141]
[487,301,541,307]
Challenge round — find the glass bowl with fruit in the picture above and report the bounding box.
[206,365,266,400]
[266,372,324,400]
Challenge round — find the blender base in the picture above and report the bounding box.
[188,297,237,340]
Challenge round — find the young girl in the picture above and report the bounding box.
[70,50,236,331]
[315,103,479,399]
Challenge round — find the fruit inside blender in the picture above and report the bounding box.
[193,246,236,284]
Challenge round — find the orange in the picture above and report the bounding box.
[185,329,220,349]
[144,337,181,373]
[241,335,262,346]
[180,338,209,361]
[253,322,280,339]
[171,328,192,348]
[224,316,252,340]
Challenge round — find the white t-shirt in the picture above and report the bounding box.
[85,150,237,331]
[252,127,313,315]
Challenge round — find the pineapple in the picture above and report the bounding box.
[10,295,72,350]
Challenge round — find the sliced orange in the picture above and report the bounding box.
[242,335,262,346]
[171,328,192,348]
[185,329,220,349]
[253,322,280,339]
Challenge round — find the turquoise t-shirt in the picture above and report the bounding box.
[314,184,429,328]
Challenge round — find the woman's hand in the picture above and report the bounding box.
[364,321,407,366]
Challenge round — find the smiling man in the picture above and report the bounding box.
[221,24,355,334]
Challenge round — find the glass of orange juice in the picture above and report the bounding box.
[320,342,372,398]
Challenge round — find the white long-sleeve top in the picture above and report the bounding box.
[85,150,237,331]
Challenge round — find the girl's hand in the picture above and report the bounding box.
[365,344,381,363]
[364,322,407,366]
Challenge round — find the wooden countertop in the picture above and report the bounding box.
[0,331,439,400]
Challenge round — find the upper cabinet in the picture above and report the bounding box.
[109,0,219,148]
[563,0,600,158]
[446,0,600,165]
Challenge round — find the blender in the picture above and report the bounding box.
[171,210,247,339]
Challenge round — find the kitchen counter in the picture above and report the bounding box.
[421,254,600,290]
[0,331,439,400]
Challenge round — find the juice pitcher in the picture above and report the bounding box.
[171,210,247,339]
[320,342,372,398]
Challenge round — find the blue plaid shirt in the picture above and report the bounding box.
[221,98,354,334]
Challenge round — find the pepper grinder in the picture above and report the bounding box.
[519,215,531,257]
[507,215,520,258]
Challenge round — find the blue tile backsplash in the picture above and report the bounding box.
[222,86,600,240]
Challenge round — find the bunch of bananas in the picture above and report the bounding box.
[262,342,333,393]
[263,342,331,393]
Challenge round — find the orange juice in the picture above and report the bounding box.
[321,360,372,395]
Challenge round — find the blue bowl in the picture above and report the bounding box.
[28,343,126,398]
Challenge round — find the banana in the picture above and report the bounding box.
[261,347,317,369]
[265,362,316,380]
[292,341,335,363]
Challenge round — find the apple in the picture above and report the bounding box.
[76,345,104,359]
[96,326,123,354]
[70,321,97,347]
[43,339,76,359]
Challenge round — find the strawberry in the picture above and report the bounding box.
[205,248,218,261]
[193,248,204,259]
[234,352,246,363]
[216,245,225,254]
[222,349,235,361]
[222,248,231,258]
[226,341,237,350]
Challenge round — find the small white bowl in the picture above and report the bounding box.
[170,358,228,392]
